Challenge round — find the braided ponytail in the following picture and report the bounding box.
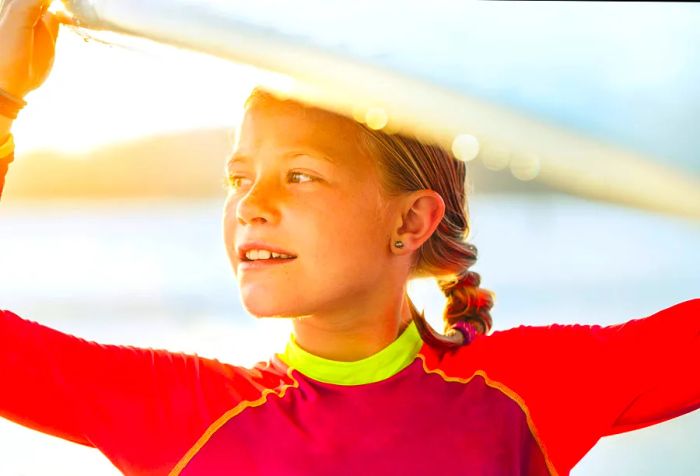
[412,257,495,351]
[439,268,494,336]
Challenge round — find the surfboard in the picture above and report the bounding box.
[61,0,700,219]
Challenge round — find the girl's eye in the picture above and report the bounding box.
[224,175,251,191]
[224,172,315,190]
[288,171,315,184]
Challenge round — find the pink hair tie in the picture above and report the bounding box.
[450,321,478,345]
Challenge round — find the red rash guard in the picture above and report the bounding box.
[1,299,699,475]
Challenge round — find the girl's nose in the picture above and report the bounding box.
[236,179,279,226]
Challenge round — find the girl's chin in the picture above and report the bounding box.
[241,299,299,319]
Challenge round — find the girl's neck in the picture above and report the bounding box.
[290,294,415,362]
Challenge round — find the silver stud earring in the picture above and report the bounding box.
[394,240,404,248]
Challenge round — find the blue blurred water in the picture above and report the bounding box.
[0,194,698,475]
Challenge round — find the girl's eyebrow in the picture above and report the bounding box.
[226,149,338,167]
[226,153,250,167]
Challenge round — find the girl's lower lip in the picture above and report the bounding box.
[239,258,296,270]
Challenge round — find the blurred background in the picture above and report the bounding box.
[1,1,699,475]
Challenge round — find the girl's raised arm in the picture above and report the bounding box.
[481,298,699,473]
[594,299,700,435]
[0,5,268,474]
[0,308,271,475]
[0,0,59,199]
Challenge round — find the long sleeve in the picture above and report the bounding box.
[0,309,280,475]
[598,299,700,435]
[465,298,700,474]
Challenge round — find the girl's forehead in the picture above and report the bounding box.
[238,103,368,164]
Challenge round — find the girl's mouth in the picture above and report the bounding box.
[238,241,296,269]
[239,257,297,270]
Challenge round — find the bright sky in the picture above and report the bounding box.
[12,22,266,155]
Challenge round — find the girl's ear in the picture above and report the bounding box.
[392,190,445,254]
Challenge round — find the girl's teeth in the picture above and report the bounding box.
[246,249,294,260]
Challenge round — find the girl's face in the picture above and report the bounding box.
[222,100,399,319]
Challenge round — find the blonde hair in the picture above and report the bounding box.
[244,88,495,350]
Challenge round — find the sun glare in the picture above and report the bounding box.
[12,22,266,157]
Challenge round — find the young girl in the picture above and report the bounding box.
[1,1,698,475]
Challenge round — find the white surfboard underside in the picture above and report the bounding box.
[63,0,700,219]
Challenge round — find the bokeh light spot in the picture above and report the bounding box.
[451,134,480,162]
[365,107,389,130]
[510,153,541,181]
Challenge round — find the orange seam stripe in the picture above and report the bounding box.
[168,367,300,476]
[416,353,559,476]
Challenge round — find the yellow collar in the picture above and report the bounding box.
[0,133,15,158]
[277,320,423,386]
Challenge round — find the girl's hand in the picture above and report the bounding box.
[0,0,61,98]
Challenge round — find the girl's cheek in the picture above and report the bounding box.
[222,197,240,237]
[223,193,239,216]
